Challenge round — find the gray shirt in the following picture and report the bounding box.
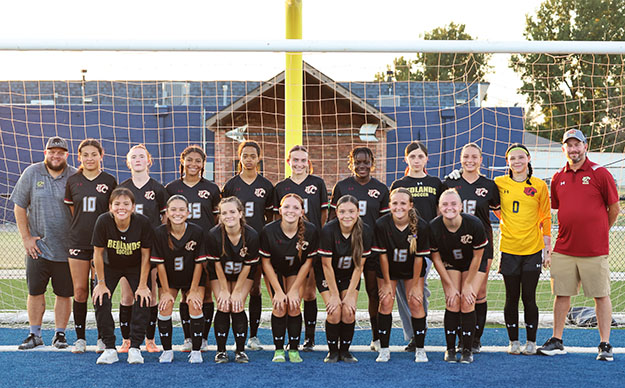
[10,162,77,262]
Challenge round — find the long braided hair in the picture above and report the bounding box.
[179,145,206,179]
[336,195,364,268]
[165,194,189,250]
[505,143,533,185]
[390,187,419,255]
[279,193,307,262]
[217,196,247,257]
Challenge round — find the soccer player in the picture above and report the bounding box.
[495,143,551,355]
[91,187,154,364]
[373,188,430,363]
[390,141,444,351]
[273,145,328,351]
[206,197,260,364]
[318,195,372,363]
[222,140,273,350]
[444,143,500,352]
[118,144,168,353]
[261,194,318,363]
[151,195,207,364]
[329,146,388,351]
[166,145,220,352]
[64,138,117,353]
[429,189,488,364]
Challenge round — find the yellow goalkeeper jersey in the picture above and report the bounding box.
[494,175,551,255]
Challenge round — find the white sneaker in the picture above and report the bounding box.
[415,348,429,363]
[72,339,87,354]
[96,349,119,364]
[159,350,174,363]
[522,341,537,355]
[181,338,192,352]
[375,348,390,362]
[508,340,521,355]
[96,339,106,354]
[200,338,209,352]
[189,350,203,364]
[127,348,144,364]
[246,336,263,351]
[370,339,381,352]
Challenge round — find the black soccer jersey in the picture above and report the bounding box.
[64,171,117,249]
[206,224,260,282]
[165,178,220,230]
[443,175,500,233]
[259,219,318,277]
[222,174,274,233]
[390,175,445,222]
[330,176,389,229]
[429,213,488,272]
[91,212,154,271]
[120,177,168,228]
[318,219,372,281]
[372,213,431,279]
[150,223,207,289]
[273,175,328,230]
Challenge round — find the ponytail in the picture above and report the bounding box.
[408,208,419,255]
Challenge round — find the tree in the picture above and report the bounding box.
[374,22,492,83]
[511,0,625,151]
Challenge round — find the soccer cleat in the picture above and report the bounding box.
[522,341,537,355]
[301,338,314,352]
[339,350,358,363]
[235,351,250,363]
[596,342,614,362]
[459,349,473,364]
[200,339,209,352]
[159,350,174,363]
[288,350,303,363]
[214,351,229,364]
[537,337,566,356]
[508,340,521,355]
[414,348,428,363]
[52,332,68,349]
[188,350,203,364]
[444,349,457,363]
[323,351,340,363]
[18,333,44,350]
[96,349,119,365]
[118,339,131,353]
[370,339,381,352]
[145,338,159,353]
[471,339,482,354]
[96,339,106,354]
[71,339,87,354]
[272,349,286,363]
[246,336,263,351]
[404,336,417,352]
[375,348,390,363]
[127,347,144,364]
[181,338,192,352]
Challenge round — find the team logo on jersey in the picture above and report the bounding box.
[239,247,248,257]
[523,187,537,197]
[96,184,109,194]
[144,190,155,200]
[296,240,309,251]
[69,249,81,256]
[185,240,197,251]
[582,176,591,185]
[460,234,473,244]
[254,188,266,198]
[36,181,44,188]
[475,188,488,197]
[368,189,381,198]
[304,185,317,195]
[321,279,328,288]
[197,190,210,199]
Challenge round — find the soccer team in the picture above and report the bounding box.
[11,129,618,364]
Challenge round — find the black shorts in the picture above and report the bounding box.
[364,252,379,272]
[376,255,427,280]
[315,258,361,293]
[68,248,93,261]
[483,240,494,261]
[156,269,207,290]
[26,256,73,297]
[207,261,257,282]
[499,251,543,276]
[444,253,489,273]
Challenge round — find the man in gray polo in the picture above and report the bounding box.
[10,136,77,349]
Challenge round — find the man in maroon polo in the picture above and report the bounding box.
[537,129,619,361]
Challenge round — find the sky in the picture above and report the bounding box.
[0,0,547,106]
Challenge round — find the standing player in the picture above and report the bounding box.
[329,146,389,351]
[273,145,328,351]
[318,195,373,363]
[118,144,168,353]
[429,189,488,364]
[495,143,551,355]
[222,140,274,350]
[390,141,444,351]
[206,197,260,364]
[166,145,220,352]
[373,188,430,363]
[151,195,207,364]
[444,143,500,352]
[92,187,154,364]
[261,194,319,363]
[64,138,117,353]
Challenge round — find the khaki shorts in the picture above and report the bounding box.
[550,252,610,298]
